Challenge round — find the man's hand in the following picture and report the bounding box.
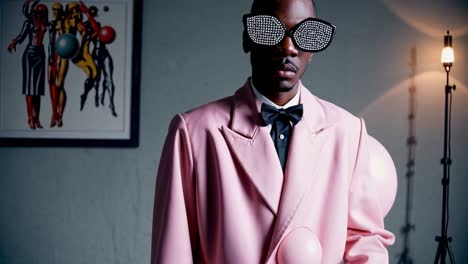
[7,40,17,53]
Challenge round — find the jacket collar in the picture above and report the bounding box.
[221,78,337,219]
[228,78,333,139]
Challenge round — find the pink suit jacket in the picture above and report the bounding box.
[151,79,397,263]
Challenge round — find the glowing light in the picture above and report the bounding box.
[441,47,455,64]
[441,31,455,66]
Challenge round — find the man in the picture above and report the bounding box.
[151,0,397,263]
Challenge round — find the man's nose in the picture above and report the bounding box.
[276,35,299,57]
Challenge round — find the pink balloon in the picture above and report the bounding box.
[367,136,398,217]
[277,226,322,264]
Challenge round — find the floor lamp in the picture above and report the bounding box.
[434,30,456,264]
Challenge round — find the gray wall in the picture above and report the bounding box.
[1,0,468,263]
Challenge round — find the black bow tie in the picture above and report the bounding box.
[260,103,303,172]
[260,103,304,126]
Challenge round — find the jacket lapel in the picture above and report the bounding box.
[221,80,284,215]
[221,79,338,259]
[266,81,337,259]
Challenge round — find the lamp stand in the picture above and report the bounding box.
[396,47,417,264]
[434,65,456,264]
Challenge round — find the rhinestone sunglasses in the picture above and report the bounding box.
[243,14,336,52]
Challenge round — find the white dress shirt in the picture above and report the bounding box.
[250,77,301,132]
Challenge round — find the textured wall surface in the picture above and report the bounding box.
[1,0,467,263]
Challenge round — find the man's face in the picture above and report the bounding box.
[247,0,315,94]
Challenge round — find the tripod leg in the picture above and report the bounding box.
[434,238,442,264]
[447,241,455,264]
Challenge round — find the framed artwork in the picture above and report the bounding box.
[0,0,141,147]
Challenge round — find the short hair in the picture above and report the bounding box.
[250,0,317,17]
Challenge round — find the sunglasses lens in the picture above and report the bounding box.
[293,20,334,52]
[245,15,285,46]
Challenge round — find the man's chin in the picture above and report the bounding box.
[276,86,294,93]
[273,79,298,93]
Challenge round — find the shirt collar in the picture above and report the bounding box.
[250,77,301,112]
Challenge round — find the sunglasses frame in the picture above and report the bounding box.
[243,13,336,52]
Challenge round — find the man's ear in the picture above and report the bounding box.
[242,30,250,53]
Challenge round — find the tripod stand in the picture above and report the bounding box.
[433,43,456,263]
[397,47,417,264]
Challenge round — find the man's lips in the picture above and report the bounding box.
[273,63,298,78]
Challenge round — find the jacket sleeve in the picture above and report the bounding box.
[344,118,397,263]
[151,114,198,264]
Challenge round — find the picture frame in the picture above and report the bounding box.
[0,0,141,147]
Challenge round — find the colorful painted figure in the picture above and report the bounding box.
[50,1,80,127]
[7,0,48,129]
[68,1,100,111]
[47,2,65,127]
[88,6,117,117]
